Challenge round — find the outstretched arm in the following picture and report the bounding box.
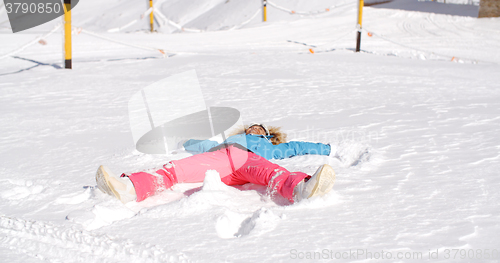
[271,141,331,159]
[183,139,220,153]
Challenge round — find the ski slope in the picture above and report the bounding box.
[1,0,499,262]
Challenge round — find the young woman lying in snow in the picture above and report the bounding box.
[96,123,340,204]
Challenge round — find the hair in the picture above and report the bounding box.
[229,124,287,145]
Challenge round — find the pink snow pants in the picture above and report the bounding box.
[126,145,308,202]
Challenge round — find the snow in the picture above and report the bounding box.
[372,0,480,17]
[1,0,500,262]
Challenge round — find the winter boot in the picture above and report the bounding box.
[96,165,137,203]
[293,164,336,202]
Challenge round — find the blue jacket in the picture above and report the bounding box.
[183,134,331,160]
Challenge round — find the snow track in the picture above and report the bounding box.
[425,14,461,36]
[0,215,189,263]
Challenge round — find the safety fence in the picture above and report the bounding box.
[361,27,485,64]
[287,27,358,54]
[0,1,490,65]
[267,0,353,15]
[0,22,61,60]
[75,27,168,56]
[0,1,344,62]
[106,7,150,33]
[107,0,350,33]
[229,8,262,30]
[152,8,203,33]
[0,27,169,62]
[288,26,487,64]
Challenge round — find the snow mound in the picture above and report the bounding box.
[0,179,45,201]
[202,169,238,192]
[335,140,372,167]
[216,207,284,239]
[55,186,94,205]
[66,199,136,231]
[171,170,271,214]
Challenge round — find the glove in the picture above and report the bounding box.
[177,139,188,150]
[328,143,339,158]
[171,139,188,154]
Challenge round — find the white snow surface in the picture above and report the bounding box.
[1,0,499,262]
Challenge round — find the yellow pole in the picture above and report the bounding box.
[63,0,72,69]
[356,0,364,52]
[150,0,154,32]
[358,0,363,27]
[263,0,267,22]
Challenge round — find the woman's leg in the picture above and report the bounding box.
[125,165,177,202]
[126,145,250,201]
[223,150,309,202]
[127,145,308,202]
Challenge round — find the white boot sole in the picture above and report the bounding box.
[306,164,336,199]
[96,165,128,203]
